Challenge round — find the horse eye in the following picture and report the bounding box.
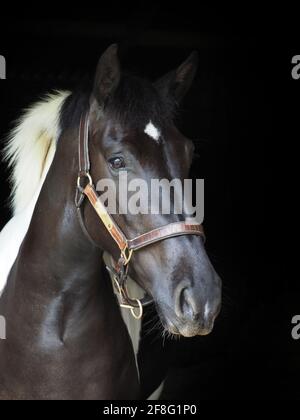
[108,156,125,170]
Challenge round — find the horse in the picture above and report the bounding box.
[0,44,222,400]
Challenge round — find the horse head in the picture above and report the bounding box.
[74,44,222,337]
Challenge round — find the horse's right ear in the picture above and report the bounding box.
[154,51,199,103]
[90,44,121,109]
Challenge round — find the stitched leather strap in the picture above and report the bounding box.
[128,222,205,251]
[83,183,128,252]
[78,113,90,174]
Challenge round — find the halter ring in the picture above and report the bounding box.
[77,172,93,189]
[120,299,143,320]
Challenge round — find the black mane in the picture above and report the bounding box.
[60,72,176,131]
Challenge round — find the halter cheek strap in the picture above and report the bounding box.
[76,112,205,319]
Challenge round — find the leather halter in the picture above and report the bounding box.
[75,112,205,319]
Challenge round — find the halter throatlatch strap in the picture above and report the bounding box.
[76,112,206,319]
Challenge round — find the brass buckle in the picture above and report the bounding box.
[112,273,143,320]
[121,247,133,265]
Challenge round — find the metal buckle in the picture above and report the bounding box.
[77,172,92,190]
[109,266,143,320]
[121,247,133,265]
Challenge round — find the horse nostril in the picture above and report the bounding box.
[180,288,189,315]
[175,286,197,320]
[175,284,221,325]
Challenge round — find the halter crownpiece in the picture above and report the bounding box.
[76,112,205,319]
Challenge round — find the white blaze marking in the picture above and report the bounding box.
[144,121,160,142]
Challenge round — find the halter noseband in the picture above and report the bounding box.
[75,112,205,319]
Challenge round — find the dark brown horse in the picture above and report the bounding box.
[0,45,221,399]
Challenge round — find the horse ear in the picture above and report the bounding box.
[91,44,121,108]
[155,51,198,103]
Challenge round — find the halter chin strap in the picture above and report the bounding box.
[76,112,205,319]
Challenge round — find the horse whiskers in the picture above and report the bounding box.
[142,313,159,329]
[161,327,181,344]
[142,315,174,346]
[151,323,166,345]
[142,317,162,339]
[143,307,182,343]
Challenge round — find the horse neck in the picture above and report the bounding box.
[15,125,106,302]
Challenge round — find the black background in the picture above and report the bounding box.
[0,4,298,399]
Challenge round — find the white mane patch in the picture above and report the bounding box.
[0,90,70,295]
[144,121,160,142]
[4,91,70,214]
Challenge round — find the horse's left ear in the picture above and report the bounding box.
[90,44,121,109]
[155,51,199,103]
